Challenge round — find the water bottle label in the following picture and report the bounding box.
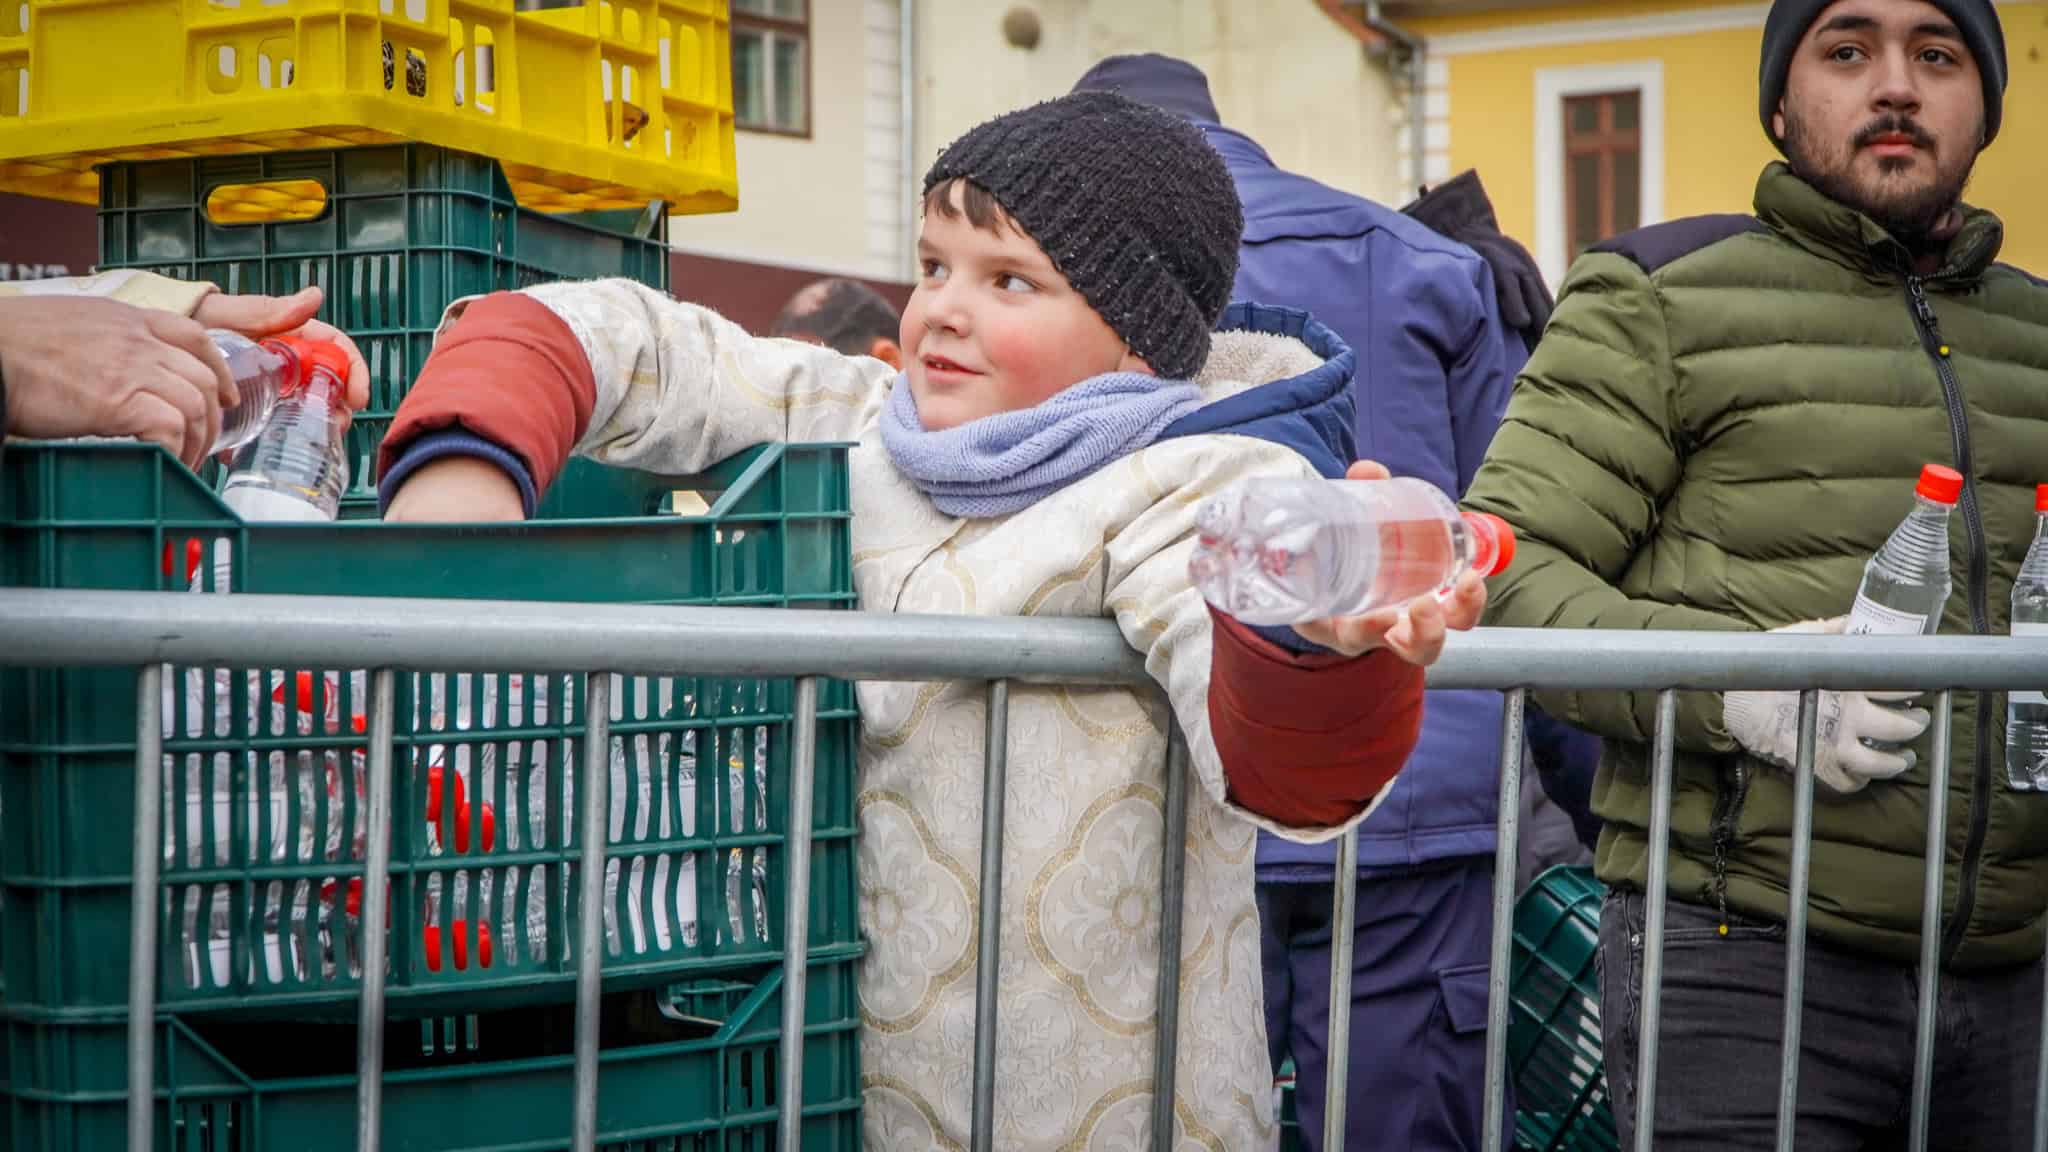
[2014,621,2048,705]
[1846,593,1927,637]
[224,484,328,523]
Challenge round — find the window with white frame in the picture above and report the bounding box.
[732,0,808,136]
[1533,61,1664,288]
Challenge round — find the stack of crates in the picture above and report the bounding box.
[94,144,676,514]
[0,0,739,211]
[0,5,877,1145]
[0,439,863,1149]
[0,0,741,512]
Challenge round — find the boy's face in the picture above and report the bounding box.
[900,182,1150,431]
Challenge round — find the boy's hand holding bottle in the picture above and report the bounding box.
[1196,460,1494,667]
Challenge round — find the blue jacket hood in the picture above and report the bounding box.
[1163,301,1356,479]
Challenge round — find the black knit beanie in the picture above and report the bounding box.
[922,90,1242,381]
[1759,0,2006,149]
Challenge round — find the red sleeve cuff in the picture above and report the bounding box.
[376,292,596,497]
[1207,607,1425,828]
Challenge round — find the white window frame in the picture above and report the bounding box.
[1533,60,1664,289]
[732,1,809,136]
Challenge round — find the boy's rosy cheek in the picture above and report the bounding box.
[978,325,1062,401]
[897,305,923,358]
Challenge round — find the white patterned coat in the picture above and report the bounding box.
[475,280,1387,1152]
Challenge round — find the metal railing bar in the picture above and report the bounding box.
[970,680,1012,1152]
[1775,690,1821,1152]
[1150,727,1191,1152]
[0,592,1148,685]
[1631,690,1680,1152]
[126,664,165,1152]
[777,677,822,1149]
[11,592,2048,692]
[571,673,614,1152]
[1481,688,1528,1152]
[1321,826,1361,1149]
[1908,693,1955,1152]
[354,669,398,1152]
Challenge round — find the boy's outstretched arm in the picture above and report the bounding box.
[1206,609,1427,829]
[1105,448,1482,841]
[1208,461,1486,829]
[379,280,897,520]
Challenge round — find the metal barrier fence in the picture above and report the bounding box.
[3,588,2048,1152]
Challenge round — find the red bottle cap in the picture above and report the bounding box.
[328,877,389,920]
[425,765,495,853]
[1463,511,1517,576]
[271,336,354,400]
[425,763,467,827]
[1915,464,1963,504]
[2036,484,2047,513]
[161,538,205,584]
[272,670,319,714]
[424,919,494,972]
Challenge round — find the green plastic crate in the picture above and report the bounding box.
[94,143,672,508]
[2,943,864,1152]
[1509,866,1617,1152]
[0,440,858,1023]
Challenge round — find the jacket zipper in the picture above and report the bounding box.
[1905,275,1995,966]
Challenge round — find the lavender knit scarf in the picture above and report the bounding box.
[880,372,1205,518]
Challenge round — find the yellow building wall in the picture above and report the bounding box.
[1414,1,2048,275]
[1969,2,2048,273]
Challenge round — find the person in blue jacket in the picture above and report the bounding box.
[1403,171,1604,865]
[1075,54,1600,1151]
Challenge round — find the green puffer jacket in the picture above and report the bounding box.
[1464,163,2048,971]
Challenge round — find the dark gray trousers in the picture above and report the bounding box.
[1598,887,2042,1151]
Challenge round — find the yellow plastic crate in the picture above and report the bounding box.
[0,0,737,214]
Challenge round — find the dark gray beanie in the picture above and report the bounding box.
[1759,0,2006,148]
[922,90,1242,381]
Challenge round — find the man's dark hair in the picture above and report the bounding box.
[769,278,901,357]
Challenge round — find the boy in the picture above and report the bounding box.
[381,92,1483,1150]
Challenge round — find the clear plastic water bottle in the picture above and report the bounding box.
[1190,476,1516,626]
[208,330,301,456]
[221,339,354,522]
[1846,464,1959,637]
[2006,485,2048,792]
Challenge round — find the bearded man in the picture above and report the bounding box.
[1462,1,2048,1146]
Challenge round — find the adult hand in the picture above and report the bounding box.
[193,286,371,411]
[1291,460,1490,664]
[1723,617,1932,794]
[0,293,233,470]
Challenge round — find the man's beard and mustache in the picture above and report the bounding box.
[1780,109,1980,252]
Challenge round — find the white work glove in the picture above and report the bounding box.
[1722,617,1932,795]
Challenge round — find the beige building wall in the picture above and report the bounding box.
[670,0,905,279]
[914,0,1408,226]
[674,0,1408,283]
